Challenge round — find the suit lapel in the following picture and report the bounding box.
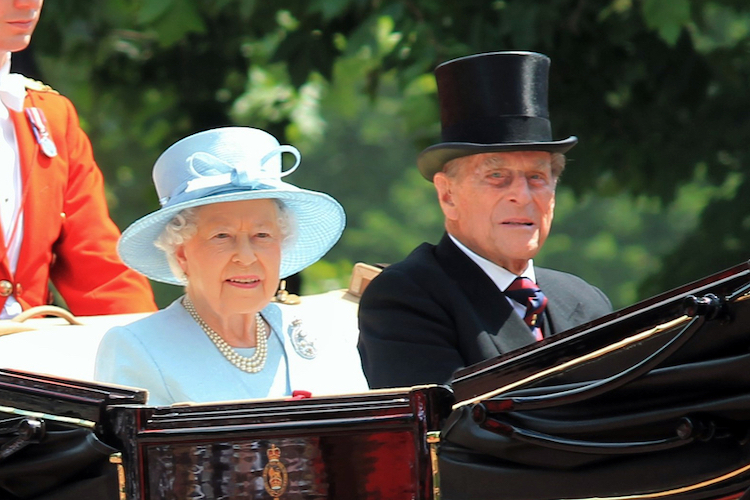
[494,307,539,352]
[434,234,537,355]
[536,268,584,335]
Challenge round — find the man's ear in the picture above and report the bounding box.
[434,172,458,220]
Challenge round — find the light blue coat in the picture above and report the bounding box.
[95,297,368,405]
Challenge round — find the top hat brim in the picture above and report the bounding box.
[417,136,578,181]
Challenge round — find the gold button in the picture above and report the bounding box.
[0,280,13,297]
[15,283,23,296]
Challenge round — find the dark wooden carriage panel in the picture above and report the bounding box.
[107,387,454,500]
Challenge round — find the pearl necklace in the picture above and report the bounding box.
[182,296,268,373]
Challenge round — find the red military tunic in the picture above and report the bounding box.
[0,79,157,315]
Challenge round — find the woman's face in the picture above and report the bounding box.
[175,199,283,321]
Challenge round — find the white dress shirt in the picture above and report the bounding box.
[448,233,537,321]
[0,53,27,319]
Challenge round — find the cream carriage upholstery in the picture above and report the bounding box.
[0,263,381,382]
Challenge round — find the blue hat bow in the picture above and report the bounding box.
[160,146,301,207]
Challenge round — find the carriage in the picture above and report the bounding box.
[2,261,750,500]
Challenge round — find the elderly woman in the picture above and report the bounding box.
[94,127,367,405]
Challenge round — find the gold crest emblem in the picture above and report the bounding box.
[262,444,289,497]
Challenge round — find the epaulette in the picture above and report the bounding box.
[21,76,59,94]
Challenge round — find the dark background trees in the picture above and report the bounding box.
[23,0,750,309]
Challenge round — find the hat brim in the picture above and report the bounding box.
[417,136,578,181]
[118,185,345,285]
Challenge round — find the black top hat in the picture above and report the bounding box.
[417,51,577,181]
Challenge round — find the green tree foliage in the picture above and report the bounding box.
[25,0,750,308]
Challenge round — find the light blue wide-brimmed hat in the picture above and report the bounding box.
[118,127,345,285]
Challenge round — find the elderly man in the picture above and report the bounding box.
[357,51,612,389]
[0,0,156,318]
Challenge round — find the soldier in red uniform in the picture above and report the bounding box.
[0,0,156,317]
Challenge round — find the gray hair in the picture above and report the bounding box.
[154,199,296,283]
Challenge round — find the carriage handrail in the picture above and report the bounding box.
[477,314,705,413]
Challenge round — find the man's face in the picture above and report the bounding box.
[0,0,43,55]
[434,151,557,275]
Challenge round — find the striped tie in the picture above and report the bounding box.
[505,277,548,341]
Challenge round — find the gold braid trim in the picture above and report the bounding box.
[21,75,59,94]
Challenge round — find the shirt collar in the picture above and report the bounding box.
[0,54,27,113]
[0,53,10,78]
[448,233,537,291]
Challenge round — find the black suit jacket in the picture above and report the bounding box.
[357,234,613,389]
